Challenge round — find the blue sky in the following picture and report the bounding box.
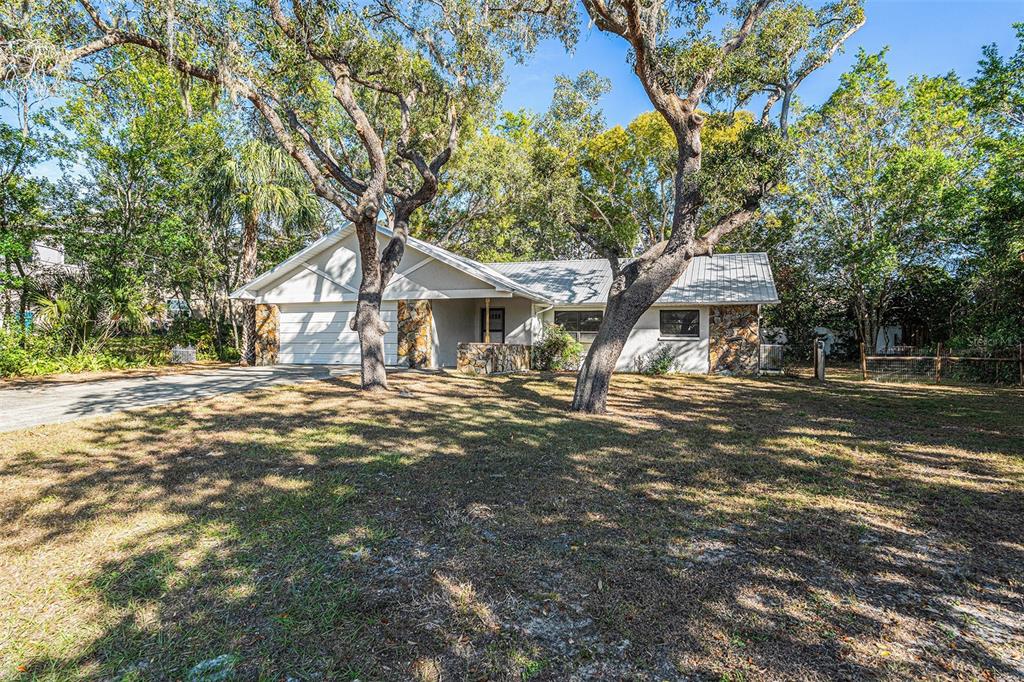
[6,0,1022,179]
[500,0,1024,126]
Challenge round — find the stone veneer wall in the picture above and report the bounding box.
[254,303,280,366]
[457,343,530,375]
[709,304,759,375]
[397,300,432,368]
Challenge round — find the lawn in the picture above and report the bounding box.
[1,372,1022,680]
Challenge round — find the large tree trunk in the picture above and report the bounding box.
[571,297,635,413]
[571,123,705,414]
[352,217,389,391]
[571,251,696,413]
[239,212,258,366]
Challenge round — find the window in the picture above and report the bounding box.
[554,310,603,342]
[479,307,505,343]
[167,299,190,318]
[660,309,700,338]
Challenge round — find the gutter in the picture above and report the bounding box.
[530,304,554,346]
[230,288,257,301]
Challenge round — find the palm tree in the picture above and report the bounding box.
[206,139,320,364]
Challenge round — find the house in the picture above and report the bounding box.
[763,325,905,357]
[229,223,780,375]
[31,241,68,266]
[1,241,80,330]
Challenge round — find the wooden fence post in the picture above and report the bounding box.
[860,342,867,380]
[934,342,943,383]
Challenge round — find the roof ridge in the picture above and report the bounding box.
[485,258,609,265]
[486,251,769,266]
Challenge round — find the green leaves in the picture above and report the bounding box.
[0,123,52,302]
[781,49,984,346]
[955,25,1024,346]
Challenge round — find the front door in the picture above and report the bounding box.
[480,307,505,344]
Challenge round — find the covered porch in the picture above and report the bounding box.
[397,295,542,373]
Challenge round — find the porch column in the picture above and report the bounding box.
[484,297,490,343]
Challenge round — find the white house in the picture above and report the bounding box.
[31,241,68,265]
[1,241,80,330]
[230,224,780,375]
[763,325,905,356]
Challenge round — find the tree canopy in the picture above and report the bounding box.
[786,50,981,351]
[0,1,1021,388]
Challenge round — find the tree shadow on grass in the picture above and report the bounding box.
[1,372,1021,680]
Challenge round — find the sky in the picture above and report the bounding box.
[6,0,1022,180]
[499,0,1024,127]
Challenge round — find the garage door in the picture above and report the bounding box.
[278,302,399,365]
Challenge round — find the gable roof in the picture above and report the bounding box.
[229,227,349,300]
[231,223,779,306]
[384,226,550,303]
[486,253,779,305]
[230,223,551,303]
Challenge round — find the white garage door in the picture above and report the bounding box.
[278,302,399,365]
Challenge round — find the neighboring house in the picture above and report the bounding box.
[764,325,904,356]
[819,325,903,355]
[2,241,80,329]
[229,224,780,375]
[31,241,67,266]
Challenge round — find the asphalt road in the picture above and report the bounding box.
[0,365,331,433]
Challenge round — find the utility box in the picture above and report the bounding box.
[814,339,826,382]
[171,346,197,364]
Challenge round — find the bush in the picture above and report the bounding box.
[167,317,236,361]
[0,328,49,377]
[0,327,138,377]
[532,323,583,371]
[634,344,676,375]
[0,308,243,378]
[0,324,216,378]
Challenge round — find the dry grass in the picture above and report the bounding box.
[1,372,1022,680]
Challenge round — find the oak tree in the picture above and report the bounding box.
[569,0,864,412]
[4,0,573,389]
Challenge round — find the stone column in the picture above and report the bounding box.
[709,304,759,375]
[397,300,432,368]
[254,303,280,366]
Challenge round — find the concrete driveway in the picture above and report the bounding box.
[0,365,331,433]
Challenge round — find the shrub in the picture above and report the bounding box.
[167,317,235,361]
[532,323,583,371]
[0,328,49,377]
[33,285,116,355]
[634,344,676,375]
[0,324,209,378]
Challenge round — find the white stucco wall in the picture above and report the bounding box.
[495,297,536,345]
[431,299,477,368]
[541,305,710,374]
[431,296,537,368]
[799,325,904,356]
[31,242,65,265]
[258,232,510,303]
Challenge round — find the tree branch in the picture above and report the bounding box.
[686,0,773,106]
